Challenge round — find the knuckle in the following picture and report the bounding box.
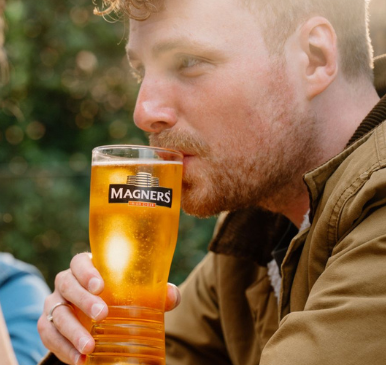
[77,290,97,313]
[70,252,83,266]
[58,274,72,297]
[37,318,50,347]
[55,269,69,288]
[37,319,55,350]
[52,309,68,331]
[54,273,61,288]
[40,332,52,349]
[70,252,90,269]
[43,293,55,312]
[37,315,45,334]
[70,253,97,284]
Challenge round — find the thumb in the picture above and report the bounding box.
[164,283,181,311]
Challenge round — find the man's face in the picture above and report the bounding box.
[128,0,320,217]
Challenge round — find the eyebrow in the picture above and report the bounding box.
[126,38,218,63]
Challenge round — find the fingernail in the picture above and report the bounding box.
[88,277,102,294]
[79,336,91,353]
[91,303,105,319]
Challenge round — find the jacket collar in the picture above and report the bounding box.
[347,54,386,146]
[374,54,386,98]
[208,208,291,266]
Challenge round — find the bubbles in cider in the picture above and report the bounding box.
[89,160,182,309]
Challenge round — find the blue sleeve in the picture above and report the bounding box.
[0,255,51,365]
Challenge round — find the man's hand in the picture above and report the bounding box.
[38,252,181,365]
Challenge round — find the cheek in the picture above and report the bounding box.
[176,80,262,144]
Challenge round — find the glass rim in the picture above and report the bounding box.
[92,144,183,161]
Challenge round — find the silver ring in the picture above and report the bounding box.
[47,302,73,323]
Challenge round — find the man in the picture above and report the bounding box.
[38,0,386,364]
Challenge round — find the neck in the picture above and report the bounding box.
[283,191,311,229]
[312,75,380,162]
[282,75,380,228]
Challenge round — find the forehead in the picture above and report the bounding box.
[127,0,265,57]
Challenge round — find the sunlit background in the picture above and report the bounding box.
[0,0,385,289]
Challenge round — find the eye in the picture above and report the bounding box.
[130,67,144,84]
[175,55,211,78]
[178,56,202,70]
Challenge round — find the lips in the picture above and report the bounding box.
[167,150,195,171]
[156,145,196,160]
[149,138,202,164]
[180,151,194,158]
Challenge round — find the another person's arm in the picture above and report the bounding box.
[0,253,51,365]
[0,304,18,365]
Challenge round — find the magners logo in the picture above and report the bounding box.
[109,172,172,208]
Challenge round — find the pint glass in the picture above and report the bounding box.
[87,145,183,365]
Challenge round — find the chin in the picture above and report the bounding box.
[181,185,221,218]
[181,203,218,218]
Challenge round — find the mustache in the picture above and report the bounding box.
[148,130,210,156]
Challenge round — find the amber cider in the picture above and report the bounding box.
[87,159,182,365]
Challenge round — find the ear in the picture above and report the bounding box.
[298,17,338,100]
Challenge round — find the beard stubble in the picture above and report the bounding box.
[149,68,321,218]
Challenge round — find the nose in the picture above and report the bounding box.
[133,78,178,134]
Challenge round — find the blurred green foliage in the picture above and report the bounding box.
[0,0,216,289]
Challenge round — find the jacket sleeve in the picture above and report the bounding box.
[260,205,386,365]
[165,252,232,365]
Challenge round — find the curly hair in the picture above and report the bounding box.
[93,0,161,20]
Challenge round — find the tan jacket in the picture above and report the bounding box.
[41,55,386,365]
[263,104,386,364]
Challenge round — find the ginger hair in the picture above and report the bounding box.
[93,0,162,20]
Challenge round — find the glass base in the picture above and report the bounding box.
[86,306,165,365]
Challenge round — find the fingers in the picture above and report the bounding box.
[55,268,108,322]
[164,283,181,311]
[39,254,181,365]
[70,252,104,295]
[38,317,86,365]
[38,294,93,365]
[39,253,108,365]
